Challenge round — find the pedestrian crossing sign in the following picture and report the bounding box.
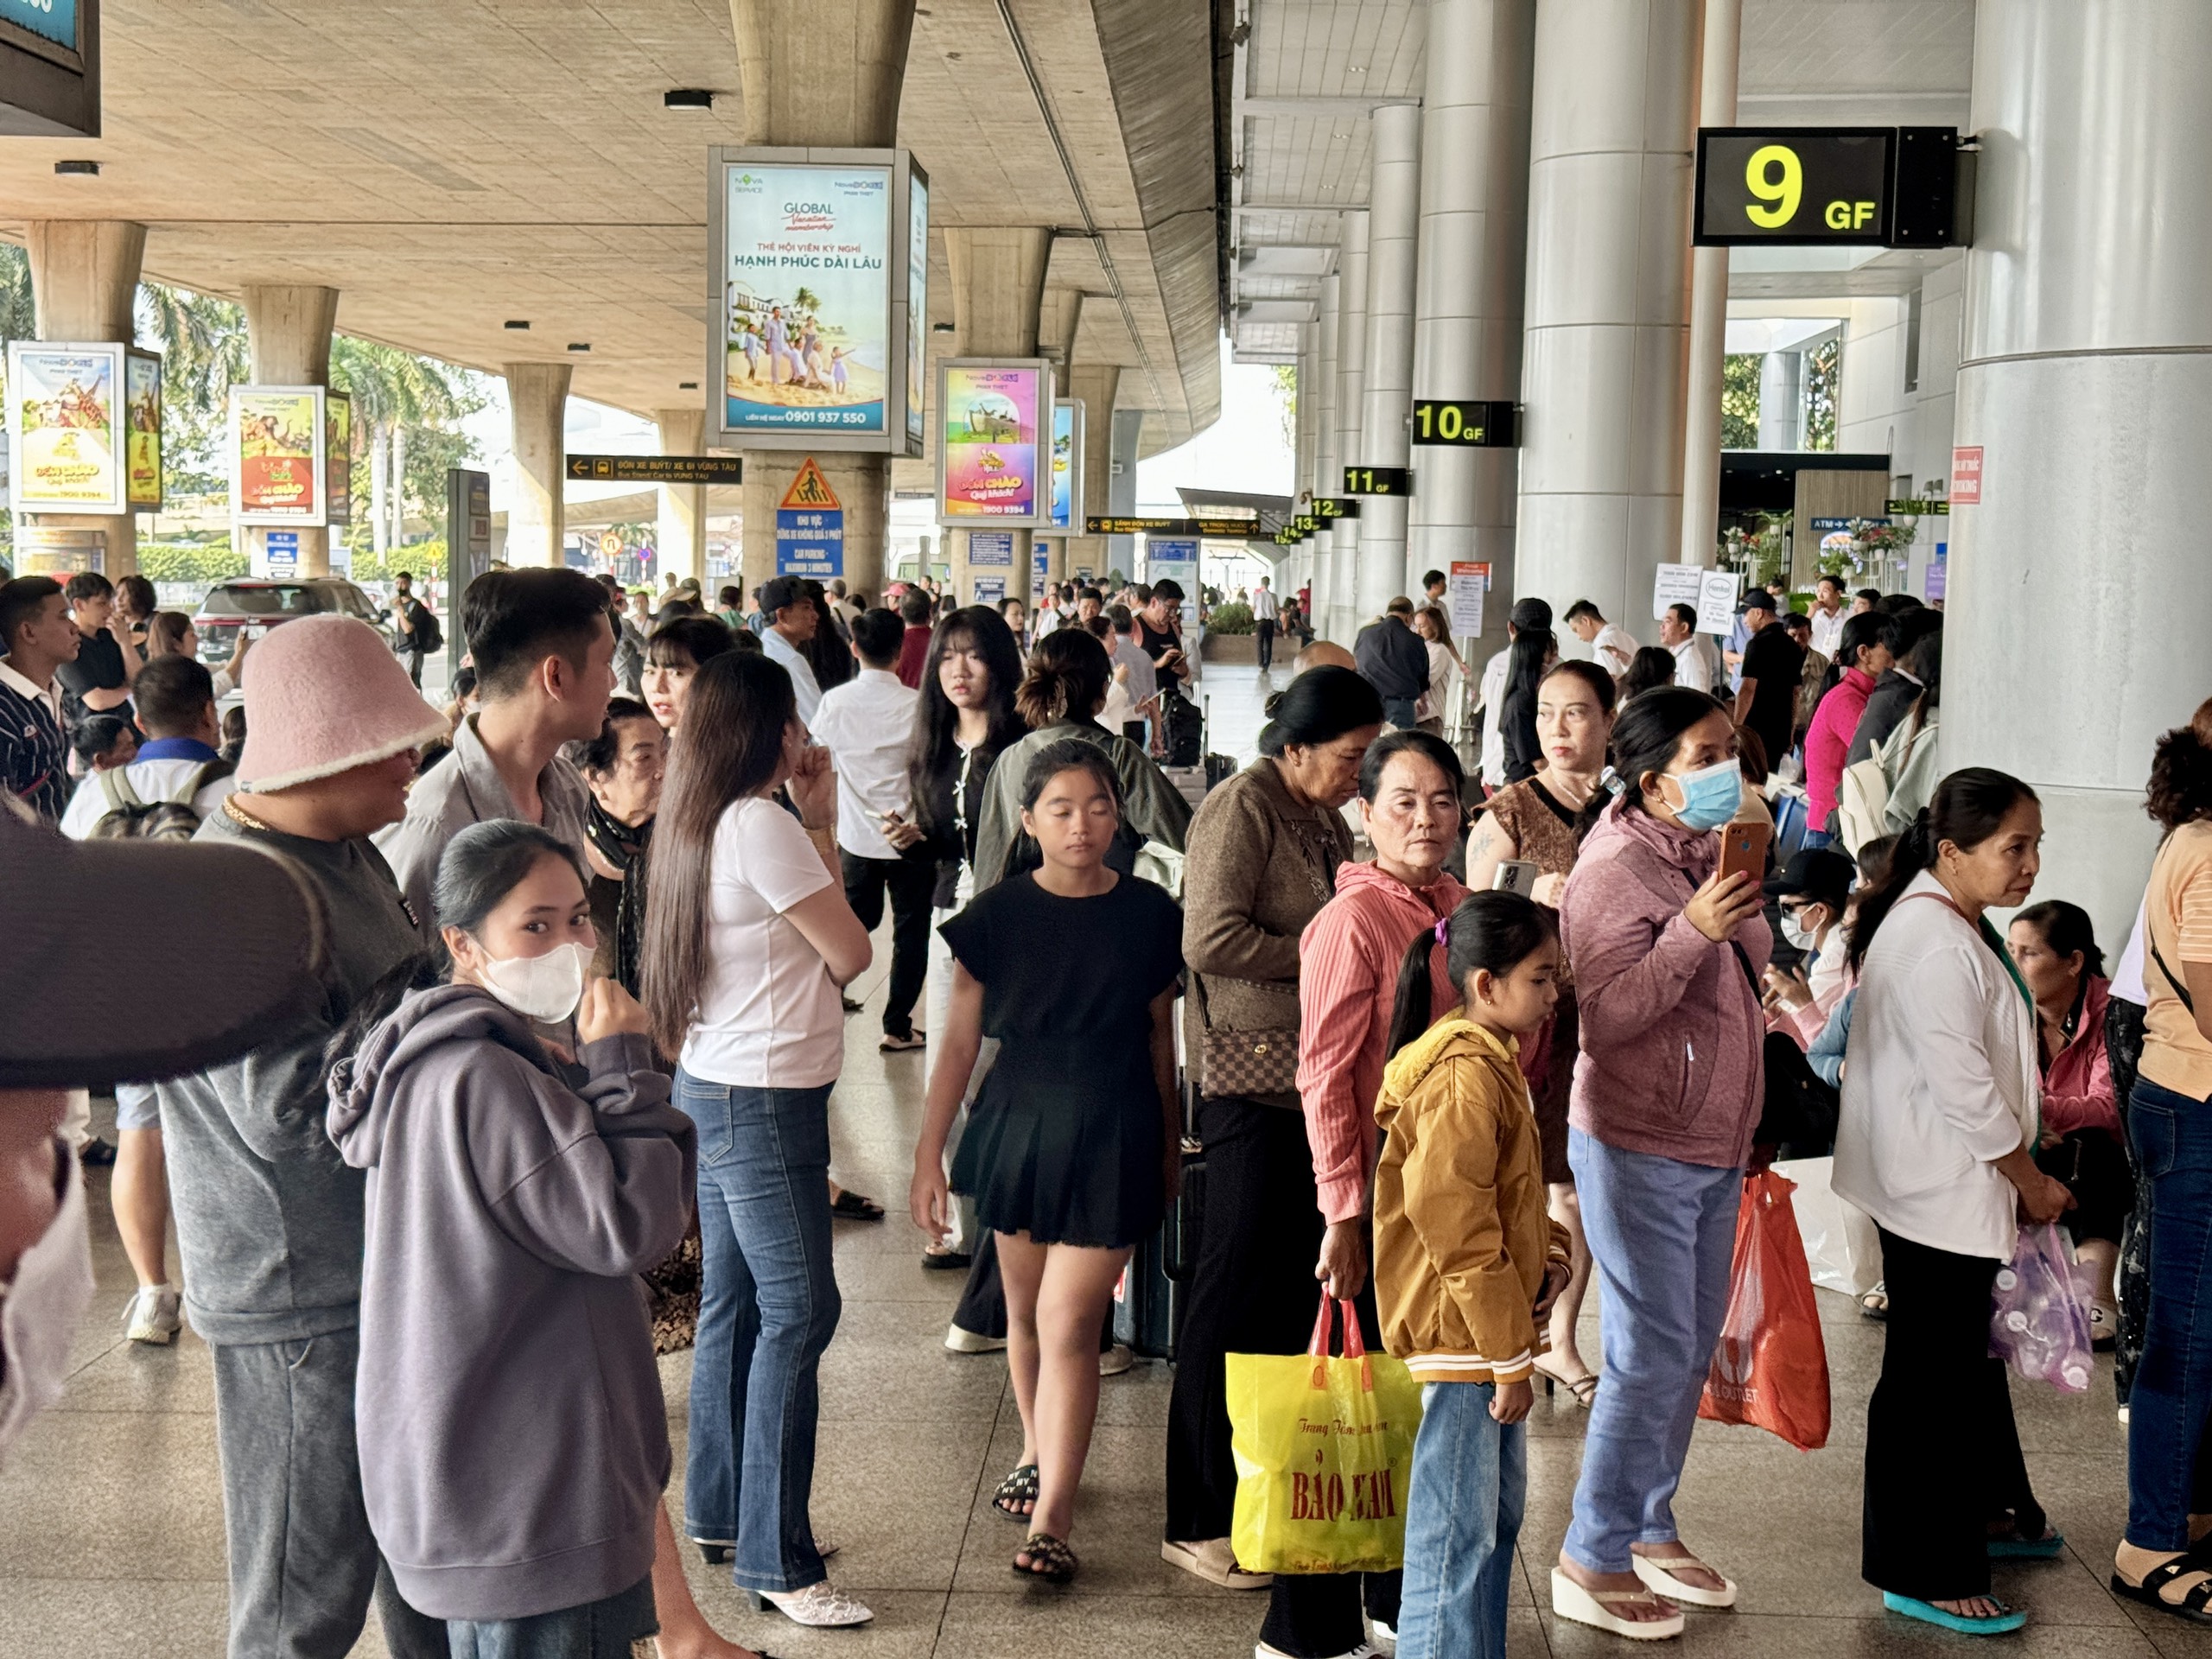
[780,458,841,512]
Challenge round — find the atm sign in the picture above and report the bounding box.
[1695,129,1896,246]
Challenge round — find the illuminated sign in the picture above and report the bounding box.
[1049,398,1084,531]
[938,359,1050,525]
[230,386,323,524]
[8,341,124,512]
[1342,465,1412,496]
[0,0,98,140]
[124,346,162,510]
[1410,399,1518,448]
[1311,497,1360,519]
[1084,516,1262,538]
[565,454,746,485]
[323,390,350,527]
[1694,127,1969,248]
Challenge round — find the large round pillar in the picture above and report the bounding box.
[1516,0,1697,626]
[937,226,1052,607]
[1063,361,1120,588]
[1948,0,2212,942]
[243,285,340,577]
[1331,213,1370,639]
[728,0,916,598]
[22,221,145,579]
[505,362,571,569]
[655,408,708,588]
[1679,0,1739,569]
[1408,0,1535,670]
[1757,351,1802,451]
[1357,105,1421,617]
[1311,271,1342,635]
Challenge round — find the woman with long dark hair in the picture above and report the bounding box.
[1834,768,2069,1637]
[1165,666,1383,1598]
[563,696,667,991]
[1550,688,1768,1640]
[1617,645,1676,705]
[639,652,876,1630]
[1497,626,1557,784]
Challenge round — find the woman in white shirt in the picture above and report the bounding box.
[641,651,876,1631]
[1833,767,2074,1639]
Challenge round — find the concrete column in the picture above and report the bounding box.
[728,0,915,598]
[1948,0,2212,943]
[655,408,708,588]
[1679,0,1740,569]
[1758,351,1802,450]
[1358,105,1421,617]
[1063,361,1120,588]
[22,221,145,578]
[1108,408,1144,587]
[240,285,340,577]
[938,226,1052,606]
[1516,0,1698,627]
[1312,272,1341,637]
[1408,0,1535,672]
[1331,213,1370,639]
[505,362,571,569]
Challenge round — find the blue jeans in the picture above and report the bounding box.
[1800,828,1834,852]
[675,1071,842,1594]
[1382,696,1420,730]
[1395,1382,1524,1659]
[1564,1128,1740,1573]
[2127,1075,2212,1550]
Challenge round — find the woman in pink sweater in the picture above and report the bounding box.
[1802,611,1897,838]
[1549,689,1770,1641]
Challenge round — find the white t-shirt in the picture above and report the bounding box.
[810,668,920,860]
[760,626,823,724]
[1809,605,1847,659]
[1593,622,1639,676]
[1669,634,1718,696]
[1477,646,1511,786]
[1250,586,1280,621]
[678,796,843,1089]
[59,755,236,839]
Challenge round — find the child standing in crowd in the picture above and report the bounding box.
[909,739,1185,1585]
[1376,891,1572,1659]
[328,821,696,1658]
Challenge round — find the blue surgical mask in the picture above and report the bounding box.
[1667,758,1743,832]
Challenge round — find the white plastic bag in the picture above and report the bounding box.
[1770,1155,1884,1298]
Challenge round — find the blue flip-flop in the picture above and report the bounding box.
[1883,1592,2027,1635]
[1988,1529,2066,1560]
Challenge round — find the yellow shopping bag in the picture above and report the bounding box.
[1227,1296,1424,1574]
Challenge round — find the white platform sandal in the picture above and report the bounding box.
[1633,1552,1739,1608]
[1551,1568,1688,1640]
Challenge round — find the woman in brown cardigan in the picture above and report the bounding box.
[1162,667,1386,1653]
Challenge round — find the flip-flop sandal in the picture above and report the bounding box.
[830,1190,886,1221]
[2112,1551,2212,1625]
[991,1464,1039,1522]
[1014,1532,1077,1584]
[1987,1528,2065,1560]
[1882,1592,2026,1635]
[1633,1552,1738,1607]
[1550,1568,1686,1640]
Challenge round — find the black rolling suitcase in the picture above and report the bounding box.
[1114,1084,1204,1359]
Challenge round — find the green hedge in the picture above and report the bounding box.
[1208,601,1255,636]
[137,540,247,584]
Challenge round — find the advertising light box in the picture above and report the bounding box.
[7,341,125,513]
[1049,399,1084,531]
[937,359,1052,526]
[710,146,926,456]
[231,386,324,524]
[324,390,352,527]
[124,347,162,510]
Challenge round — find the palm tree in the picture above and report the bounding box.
[0,243,35,344]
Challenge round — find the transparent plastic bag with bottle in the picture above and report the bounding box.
[1988,1222,2095,1394]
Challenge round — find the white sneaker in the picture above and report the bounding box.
[123,1284,182,1344]
[1257,1645,1377,1659]
[1369,1616,1397,1653]
[945,1322,1007,1354]
[750,1580,873,1627]
[1099,1342,1135,1376]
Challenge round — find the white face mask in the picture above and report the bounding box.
[476,940,590,1025]
[1780,909,1820,952]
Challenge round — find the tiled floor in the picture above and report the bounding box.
[1,658,2182,1656]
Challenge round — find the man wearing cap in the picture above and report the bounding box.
[376,568,611,929]
[757,574,825,723]
[155,613,453,1659]
[1732,588,1804,781]
[1762,846,1858,1048]
[1476,595,1553,790]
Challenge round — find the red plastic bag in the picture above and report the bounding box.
[1698,1170,1831,1450]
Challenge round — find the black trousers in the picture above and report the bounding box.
[1164,1094,1397,1656]
[1256,617,1277,668]
[1863,1227,2042,1601]
[403,645,425,689]
[839,849,934,1038]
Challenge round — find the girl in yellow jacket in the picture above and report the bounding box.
[1375,888,1573,1659]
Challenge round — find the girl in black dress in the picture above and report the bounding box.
[909,737,1184,1585]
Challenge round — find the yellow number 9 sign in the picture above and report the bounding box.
[1745,144,1802,228]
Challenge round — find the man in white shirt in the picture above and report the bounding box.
[757,575,825,724]
[1563,599,1640,676]
[1250,575,1281,669]
[810,607,931,1051]
[59,656,234,839]
[1108,604,1160,742]
[1659,601,1721,696]
[1476,596,1552,790]
[1808,575,1848,658]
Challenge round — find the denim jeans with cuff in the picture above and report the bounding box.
[1395,1380,1525,1659]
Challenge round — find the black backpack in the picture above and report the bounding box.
[408,600,443,654]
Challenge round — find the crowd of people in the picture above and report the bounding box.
[0,547,2207,1659]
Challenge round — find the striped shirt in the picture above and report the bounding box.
[0,660,69,826]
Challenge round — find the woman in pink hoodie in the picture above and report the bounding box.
[1549,688,1770,1641]
[1287,728,1470,1658]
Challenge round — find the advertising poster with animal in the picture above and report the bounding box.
[232,389,321,520]
[940,365,1042,519]
[10,344,123,511]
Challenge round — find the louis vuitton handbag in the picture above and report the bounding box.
[1193,973,1301,1098]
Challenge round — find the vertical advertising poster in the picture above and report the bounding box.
[1049,399,1084,531]
[721,159,891,438]
[324,391,353,527]
[938,360,1049,524]
[906,170,929,453]
[124,348,163,511]
[232,387,324,523]
[7,341,124,512]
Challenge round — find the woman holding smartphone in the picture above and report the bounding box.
[1465,659,1614,1407]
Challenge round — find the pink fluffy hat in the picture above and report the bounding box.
[234,613,451,793]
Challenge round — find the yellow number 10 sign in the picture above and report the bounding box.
[1696,129,1894,245]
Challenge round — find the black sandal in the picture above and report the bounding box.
[830,1188,886,1221]
[991,1463,1039,1522]
[2113,1550,2212,1625]
[1014,1531,1077,1583]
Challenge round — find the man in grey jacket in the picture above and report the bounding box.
[377,568,612,926]
[156,615,451,1659]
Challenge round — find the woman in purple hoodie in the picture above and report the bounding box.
[1549,689,1770,1641]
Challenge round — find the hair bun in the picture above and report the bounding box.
[1262,691,1287,718]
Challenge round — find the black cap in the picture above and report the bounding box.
[1509,596,1552,631]
[1741,588,1779,613]
[758,575,805,614]
[1764,846,1855,909]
